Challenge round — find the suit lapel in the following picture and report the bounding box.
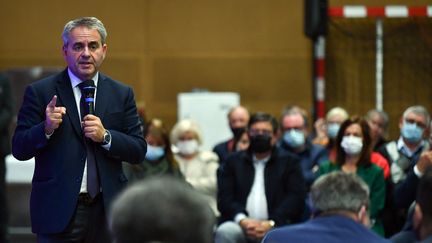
[95,74,108,121]
[55,71,82,138]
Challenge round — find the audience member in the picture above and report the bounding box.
[313,107,349,162]
[215,112,306,243]
[278,106,328,188]
[213,106,250,163]
[366,109,390,151]
[170,119,219,215]
[234,128,250,152]
[365,110,394,236]
[123,118,183,182]
[319,117,386,235]
[263,172,390,243]
[378,106,431,217]
[0,73,13,243]
[110,176,215,243]
[429,121,432,146]
[390,168,432,243]
[413,167,432,242]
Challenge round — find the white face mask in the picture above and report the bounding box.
[341,135,363,155]
[176,139,199,155]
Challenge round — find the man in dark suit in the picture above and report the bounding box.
[215,112,306,243]
[0,73,14,243]
[263,172,390,243]
[12,17,146,242]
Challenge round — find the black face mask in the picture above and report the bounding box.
[231,127,246,140]
[249,134,272,153]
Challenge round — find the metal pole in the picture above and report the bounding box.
[314,36,326,119]
[376,18,384,110]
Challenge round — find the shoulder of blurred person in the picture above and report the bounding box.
[213,139,233,161]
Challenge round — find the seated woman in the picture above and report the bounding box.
[123,118,183,182]
[170,119,219,216]
[319,116,386,236]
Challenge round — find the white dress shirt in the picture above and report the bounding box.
[235,155,270,222]
[68,69,100,194]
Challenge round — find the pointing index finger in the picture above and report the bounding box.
[48,95,57,109]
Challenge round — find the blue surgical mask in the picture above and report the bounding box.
[145,145,165,161]
[283,129,305,148]
[401,122,424,144]
[327,123,340,139]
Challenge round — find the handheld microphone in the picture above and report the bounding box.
[80,80,96,115]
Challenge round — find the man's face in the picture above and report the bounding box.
[248,121,276,146]
[63,26,107,81]
[399,112,428,136]
[282,114,306,134]
[229,108,249,129]
[367,113,385,140]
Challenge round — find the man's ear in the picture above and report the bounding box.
[358,205,370,227]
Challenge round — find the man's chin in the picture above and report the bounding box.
[78,70,96,80]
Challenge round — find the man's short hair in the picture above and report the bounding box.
[248,112,279,135]
[110,176,215,243]
[402,105,430,126]
[62,17,107,47]
[311,172,369,214]
[366,109,389,129]
[280,105,309,128]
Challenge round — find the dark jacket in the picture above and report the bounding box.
[217,147,306,226]
[12,69,147,234]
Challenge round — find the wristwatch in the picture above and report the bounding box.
[102,130,111,145]
[268,220,275,228]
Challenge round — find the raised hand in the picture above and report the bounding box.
[44,95,66,135]
[416,150,432,174]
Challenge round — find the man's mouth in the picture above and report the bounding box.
[78,62,93,68]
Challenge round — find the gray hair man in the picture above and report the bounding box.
[263,172,390,243]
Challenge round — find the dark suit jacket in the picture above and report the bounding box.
[213,138,234,164]
[263,215,390,243]
[217,147,306,226]
[12,69,147,234]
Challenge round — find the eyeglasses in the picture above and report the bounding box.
[405,118,427,129]
[248,129,273,137]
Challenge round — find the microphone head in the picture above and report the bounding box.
[79,80,96,115]
[80,80,96,98]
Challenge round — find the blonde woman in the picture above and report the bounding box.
[171,119,219,216]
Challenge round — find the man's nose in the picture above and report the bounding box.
[81,46,91,57]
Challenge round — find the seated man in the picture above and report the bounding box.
[391,166,432,243]
[263,172,390,243]
[377,106,431,235]
[215,112,306,243]
[110,176,215,243]
[413,166,432,242]
[278,106,328,188]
